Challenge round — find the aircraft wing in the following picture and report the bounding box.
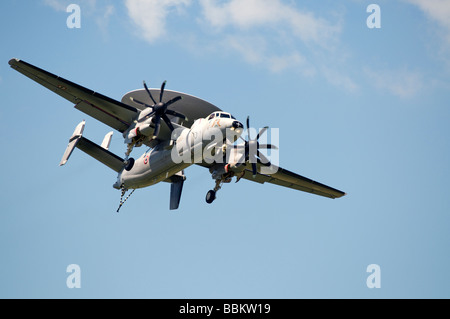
[9,58,138,133]
[238,162,346,199]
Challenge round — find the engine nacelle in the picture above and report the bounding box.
[137,121,155,137]
[124,120,155,141]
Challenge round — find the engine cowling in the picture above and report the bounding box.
[137,121,154,137]
[124,120,155,142]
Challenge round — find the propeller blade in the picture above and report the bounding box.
[152,116,161,138]
[130,97,152,108]
[143,81,157,105]
[166,109,187,121]
[160,81,167,102]
[258,144,278,150]
[232,143,246,149]
[251,162,258,177]
[164,96,182,108]
[246,116,251,140]
[256,126,269,140]
[138,110,156,123]
[162,114,175,131]
[257,151,271,166]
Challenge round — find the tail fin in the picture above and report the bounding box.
[101,131,113,150]
[60,121,125,172]
[60,120,85,166]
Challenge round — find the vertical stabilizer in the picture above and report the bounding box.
[60,120,85,166]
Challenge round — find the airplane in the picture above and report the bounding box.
[8,58,346,211]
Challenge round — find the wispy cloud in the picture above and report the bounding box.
[43,0,70,12]
[199,0,340,49]
[364,67,423,98]
[322,66,358,93]
[196,0,345,78]
[125,0,191,43]
[404,0,450,69]
[405,0,450,34]
[124,0,352,88]
[96,5,115,37]
[43,0,97,13]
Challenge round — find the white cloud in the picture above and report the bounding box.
[322,66,358,93]
[364,67,423,98]
[405,0,450,32]
[96,5,115,36]
[125,0,191,43]
[197,0,350,87]
[44,0,97,13]
[267,52,307,74]
[199,0,340,49]
[43,0,70,11]
[223,35,311,74]
[224,35,267,65]
[405,0,450,69]
[200,0,280,29]
[124,0,354,90]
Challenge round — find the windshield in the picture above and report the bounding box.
[208,112,236,120]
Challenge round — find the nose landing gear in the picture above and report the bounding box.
[205,175,232,204]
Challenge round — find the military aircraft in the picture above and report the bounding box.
[9,58,346,211]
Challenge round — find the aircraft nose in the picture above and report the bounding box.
[232,120,243,129]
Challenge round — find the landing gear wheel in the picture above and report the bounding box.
[206,190,216,204]
[124,158,135,171]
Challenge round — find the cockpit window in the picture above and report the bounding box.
[209,112,236,120]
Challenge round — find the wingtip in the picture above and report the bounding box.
[8,58,20,66]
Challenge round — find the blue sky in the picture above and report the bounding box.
[1,0,449,298]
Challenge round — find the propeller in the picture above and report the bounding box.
[236,116,278,177]
[130,81,187,139]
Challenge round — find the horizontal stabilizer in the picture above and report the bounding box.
[60,121,124,172]
[76,137,124,173]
